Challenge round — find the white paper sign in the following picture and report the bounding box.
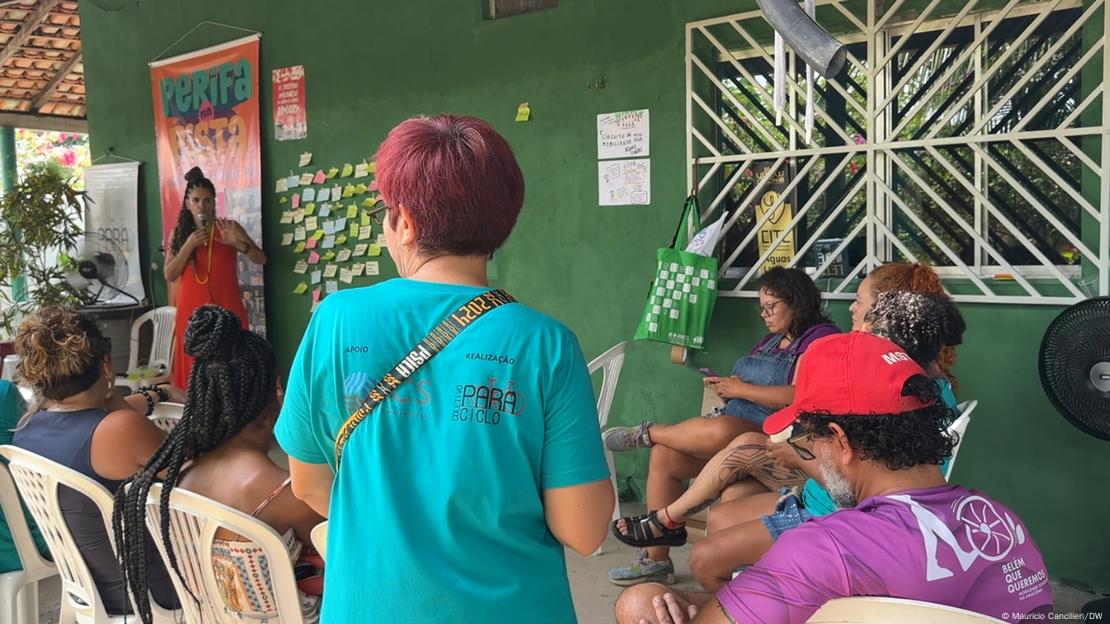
[597,109,649,159]
[83,162,146,305]
[599,159,650,206]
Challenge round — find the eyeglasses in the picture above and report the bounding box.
[787,431,815,461]
[368,198,388,226]
[758,299,783,317]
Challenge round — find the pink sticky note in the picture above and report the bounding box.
[308,251,321,265]
[292,193,301,209]
[305,236,318,250]
[368,180,379,192]
[312,287,322,304]
[313,170,327,185]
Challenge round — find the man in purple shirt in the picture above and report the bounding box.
[615,332,1053,624]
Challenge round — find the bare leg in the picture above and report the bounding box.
[648,416,758,460]
[719,478,767,503]
[658,433,805,525]
[644,445,706,563]
[614,583,714,624]
[706,492,778,534]
[689,517,776,592]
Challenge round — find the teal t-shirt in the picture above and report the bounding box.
[801,377,959,517]
[275,279,609,624]
[0,379,48,573]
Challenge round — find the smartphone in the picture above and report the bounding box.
[699,368,720,377]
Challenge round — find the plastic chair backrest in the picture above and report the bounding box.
[587,341,628,529]
[0,355,19,382]
[944,400,978,482]
[144,483,306,624]
[806,596,1005,623]
[310,521,327,562]
[0,458,58,624]
[128,307,177,375]
[148,403,183,434]
[0,445,171,623]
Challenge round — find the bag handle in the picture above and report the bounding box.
[333,289,517,468]
[667,195,701,250]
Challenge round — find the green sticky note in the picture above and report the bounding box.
[304,203,316,216]
[361,197,376,208]
[327,167,339,179]
[354,183,368,195]
[279,196,288,204]
[323,251,336,261]
[342,184,356,198]
[368,161,377,174]
[346,205,359,220]
[341,163,354,177]
[294,242,306,253]
[361,213,371,227]
[335,234,348,245]
[515,102,531,122]
[368,243,382,257]
[313,229,325,240]
[349,223,359,238]
[293,282,308,295]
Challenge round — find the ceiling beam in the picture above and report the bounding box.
[0,0,62,67]
[0,109,84,131]
[31,49,75,109]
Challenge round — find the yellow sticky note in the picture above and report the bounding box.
[349,223,359,238]
[361,213,371,227]
[341,163,354,177]
[336,234,348,245]
[327,167,339,179]
[361,197,376,208]
[342,185,356,198]
[292,282,308,295]
[323,251,336,261]
[368,161,377,174]
[304,203,316,216]
[279,196,288,204]
[354,183,368,195]
[313,229,325,240]
[294,242,306,253]
[346,204,359,220]
[368,243,382,257]
[515,101,531,122]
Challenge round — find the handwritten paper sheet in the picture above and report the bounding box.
[598,159,650,205]
[597,109,649,159]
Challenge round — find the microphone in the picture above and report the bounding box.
[197,211,212,231]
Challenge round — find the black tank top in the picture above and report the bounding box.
[13,408,178,614]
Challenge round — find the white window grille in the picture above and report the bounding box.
[686,0,1108,304]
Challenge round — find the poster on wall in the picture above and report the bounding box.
[83,161,145,305]
[149,34,267,336]
[272,65,307,141]
[598,158,650,206]
[751,162,797,272]
[597,109,649,159]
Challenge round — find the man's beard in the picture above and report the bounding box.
[818,447,857,509]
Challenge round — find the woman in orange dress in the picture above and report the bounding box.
[164,167,266,388]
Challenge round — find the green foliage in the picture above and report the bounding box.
[0,163,85,337]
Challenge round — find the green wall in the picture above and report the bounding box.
[79,0,1109,592]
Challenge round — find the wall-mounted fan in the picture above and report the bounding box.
[65,232,139,307]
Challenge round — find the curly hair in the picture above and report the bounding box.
[14,307,111,401]
[865,262,960,391]
[865,291,966,369]
[167,166,216,262]
[797,375,956,471]
[757,267,832,339]
[111,305,275,624]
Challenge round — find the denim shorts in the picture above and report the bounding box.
[760,487,813,540]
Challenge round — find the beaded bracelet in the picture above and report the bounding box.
[138,384,169,402]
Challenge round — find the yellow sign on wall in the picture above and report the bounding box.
[753,168,796,272]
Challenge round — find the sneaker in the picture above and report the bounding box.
[602,421,653,451]
[608,549,676,586]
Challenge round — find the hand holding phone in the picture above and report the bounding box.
[698,368,720,378]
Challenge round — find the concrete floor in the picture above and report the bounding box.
[30,533,1101,623]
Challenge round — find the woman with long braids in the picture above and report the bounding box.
[164,166,266,388]
[113,305,323,624]
[11,307,179,615]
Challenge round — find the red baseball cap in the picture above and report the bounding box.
[762,331,935,435]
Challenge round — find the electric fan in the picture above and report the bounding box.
[64,232,139,306]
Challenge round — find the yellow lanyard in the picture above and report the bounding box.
[193,227,216,285]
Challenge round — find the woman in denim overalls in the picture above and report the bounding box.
[603,267,840,586]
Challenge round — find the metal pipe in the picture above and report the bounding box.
[755,0,847,78]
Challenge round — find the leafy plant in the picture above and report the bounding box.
[0,162,86,338]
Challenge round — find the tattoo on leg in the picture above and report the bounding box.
[714,444,805,494]
[682,497,716,517]
[716,599,739,623]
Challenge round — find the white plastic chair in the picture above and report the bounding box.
[944,400,977,482]
[124,307,177,379]
[310,521,327,562]
[0,355,19,382]
[143,483,307,624]
[148,403,184,434]
[588,341,628,523]
[0,445,179,624]
[806,596,1005,623]
[0,460,59,624]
